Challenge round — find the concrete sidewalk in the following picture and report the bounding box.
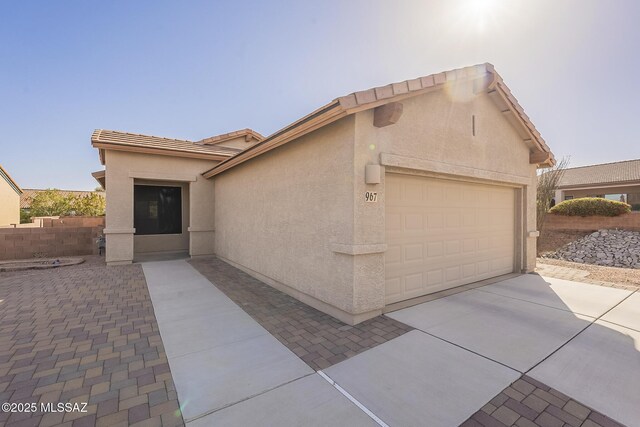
[142,260,375,426]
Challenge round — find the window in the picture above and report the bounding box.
[564,195,574,200]
[134,185,182,235]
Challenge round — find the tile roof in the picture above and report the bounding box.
[198,129,264,145]
[203,63,554,178]
[558,159,640,188]
[0,164,22,195]
[20,189,105,209]
[337,63,551,156]
[91,129,244,164]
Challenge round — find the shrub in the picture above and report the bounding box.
[632,203,640,211]
[26,189,106,220]
[550,197,631,217]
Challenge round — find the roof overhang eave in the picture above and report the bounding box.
[202,101,344,179]
[0,165,23,195]
[91,170,106,190]
[91,141,233,162]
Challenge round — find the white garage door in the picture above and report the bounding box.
[385,174,515,305]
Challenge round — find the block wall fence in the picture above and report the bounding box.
[0,217,105,260]
[544,212,640,232]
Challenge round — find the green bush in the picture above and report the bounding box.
[632,203,640,211]
[550,197,631,217]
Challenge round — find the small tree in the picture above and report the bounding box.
[536,157,570,233]
[25,189,106,221]
[20,209,31,224]
[28,189,73,217]
[70,193,106,216]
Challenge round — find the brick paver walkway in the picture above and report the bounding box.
[0,261,184,427]
[463,375,624,427]
[189,257,413,371]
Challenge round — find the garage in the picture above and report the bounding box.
[385,173,516,304]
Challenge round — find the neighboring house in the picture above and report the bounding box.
[554,159,640,209]
[20,189,106,214]
[92,63,554,324]
[0,164,22,226]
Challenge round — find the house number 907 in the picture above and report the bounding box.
[365,191,378,202]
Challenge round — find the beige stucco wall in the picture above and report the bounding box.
[212,87,539,324]
[103,150,217,265]
[0,178,20,226]
[354,88,539,277]
[214,116,360,323]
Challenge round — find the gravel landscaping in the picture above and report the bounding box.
[544,229,640,269]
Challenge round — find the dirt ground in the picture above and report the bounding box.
[0,254,106,279]
[537,229,594,255]
[538,257,640,287]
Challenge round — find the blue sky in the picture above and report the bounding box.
[1,0,639,190]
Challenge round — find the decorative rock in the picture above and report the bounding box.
[544,229,640,269]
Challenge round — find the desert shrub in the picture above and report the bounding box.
[550,197,631,217]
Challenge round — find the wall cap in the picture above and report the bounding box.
[331,243,387,255]
[103,228,135,234]
[187,227,215,232]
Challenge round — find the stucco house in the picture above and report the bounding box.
[0,164,22,226]
[92,63,554,324]
[554,159,640,209]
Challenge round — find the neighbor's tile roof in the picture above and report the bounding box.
[21,189,105,209]
[199,128,264,145]
[91,129,243,158]
[558,159,640,187]
[0,164,22,195]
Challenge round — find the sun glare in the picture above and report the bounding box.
[455,0,506,34]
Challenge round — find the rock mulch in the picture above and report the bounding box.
[544,229,640,269]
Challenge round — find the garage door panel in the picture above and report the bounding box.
[462,238,476,252]
[385,244,402,264]
[462,263,476,278]
[426,212,444,228]
[445,240,460,255]
[445,212,461,228]
[385,277,402,300]
[404,244,423,262]
[405,273,424,292]
[386,212,402,232]
[385,174,515,304]
[404,213,423,230]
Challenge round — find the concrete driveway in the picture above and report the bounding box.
[143,259,637,427]
[323,274,638,427]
